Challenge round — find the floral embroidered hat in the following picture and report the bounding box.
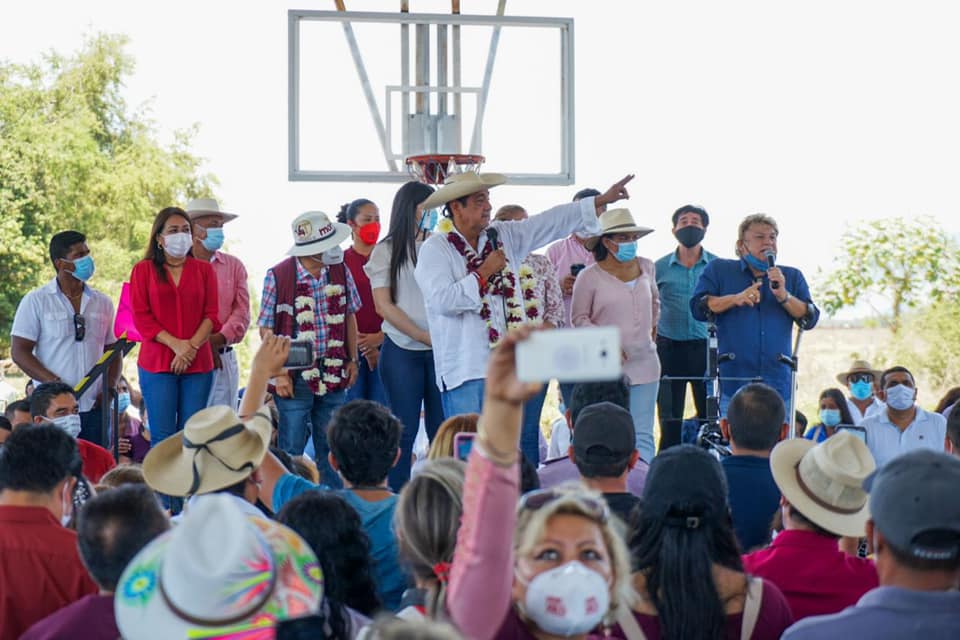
[115,494,323,639]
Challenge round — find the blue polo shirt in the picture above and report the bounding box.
[690,257,819,405]
[655,248,716,341]
[720,454,781,552]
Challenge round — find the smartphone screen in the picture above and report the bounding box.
[838,425,867,442]
[454,433,475,461]
[284,340,315,368]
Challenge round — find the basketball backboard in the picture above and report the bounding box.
[288,9,575,185]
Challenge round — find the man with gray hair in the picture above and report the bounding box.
[783,449,960,639]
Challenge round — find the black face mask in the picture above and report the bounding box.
[674,225,705,248]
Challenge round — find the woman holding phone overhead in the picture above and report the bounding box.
[130,207,220,451]
[365,181,445,489]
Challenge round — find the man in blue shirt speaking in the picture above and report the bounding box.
[690,214,819,412]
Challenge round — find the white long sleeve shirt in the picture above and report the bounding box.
[415,197,601,391]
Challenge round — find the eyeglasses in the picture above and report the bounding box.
[73,313,85,342]
[848,373,874,384]
[518,489,610,524]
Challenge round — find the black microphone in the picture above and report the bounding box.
[765,250,779,289]
[486,227,499,250]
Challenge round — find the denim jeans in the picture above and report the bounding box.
[138,368,213,446]
[629,381,660,463]
[441,379,485,418]
[379,337,445,489]
[274,374,346,488]
[521,385,548,466]
[346,353,388,405]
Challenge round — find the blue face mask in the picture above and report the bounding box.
[67,255,95,282]
[118,392,131,414]
[743,253,768,272]
[849,380,873,401]
[419,209,439,231]
[819,408,841,427]
[201,228,225,252]
[615,242,637,262]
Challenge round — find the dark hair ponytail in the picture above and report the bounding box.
[337,198,374,224]
[385,182,435,303]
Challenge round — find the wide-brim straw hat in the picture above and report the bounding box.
[584,208,654,250]
[770,430,876,537]
[185,197,238,223]
[420,171,507,210]
[835,360,882,385]
[287,210,352,257]
[114,495,323,639]
[142,405,271,497]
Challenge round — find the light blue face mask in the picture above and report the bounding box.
[201,227,225,252]
[819,408,841,427]
[850,380,873,401]
[67,255,95,282]
[118,392,131,414]
[615,241,637,262]
[419,209,439,231]
[743,253,768,272]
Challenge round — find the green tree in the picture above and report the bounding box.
[0,33,216,354]
[816,216,960,333]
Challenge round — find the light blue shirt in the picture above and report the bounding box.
[654,248,716,341]
[862,407,946,468]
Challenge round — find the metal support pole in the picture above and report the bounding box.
[469,0,506,154]
[437,24,448,116]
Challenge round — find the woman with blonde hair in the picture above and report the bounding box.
[426,414,479,460]
[445,328,635,638]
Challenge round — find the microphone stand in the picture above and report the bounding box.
[778,304,814,439]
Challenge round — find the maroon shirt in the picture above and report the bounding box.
[344,247,383,334]
[21,594,118,640]
[743,529,878,621]
[0,506,98,640]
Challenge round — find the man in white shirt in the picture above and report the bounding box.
[11,231,118,446]
[836,360,884,425]
[414,171,633,416]
[862,366,946,467]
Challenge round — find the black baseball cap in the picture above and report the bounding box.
[641,445,729,528]
[864,449,960,561]
[572,402,635,464]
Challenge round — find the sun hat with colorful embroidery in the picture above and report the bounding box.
[114,494,323,639]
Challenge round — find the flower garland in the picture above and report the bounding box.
[445,227,526,347]
[518,262,543,324]
[294,281,348,395]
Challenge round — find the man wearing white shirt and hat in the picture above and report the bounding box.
[186,198,250,410]
[414,171,634,416]
[836,360,885,425]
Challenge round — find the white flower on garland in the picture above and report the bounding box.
[324,358,344,368]
[295,296,315,310]
[322,373,341,384]
[524,299,539,310]
[437,217,454,234]
[328,339,344,348]
[297,331,317,343]
[326,314,345,325]
[324,284,345,296]
[296,310,316,325]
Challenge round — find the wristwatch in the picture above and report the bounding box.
[778,291,792,305]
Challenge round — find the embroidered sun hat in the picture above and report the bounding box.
[287,211,351,257]
[142,405,271,497]
[584,208,654,249]
[420,171,507,210]
[184,198,239,223]
[114,494,323,639]
[835,360,883,385]
[770,430,876,537]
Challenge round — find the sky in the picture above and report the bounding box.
[3,0,960,322]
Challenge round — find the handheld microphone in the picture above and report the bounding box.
[765,250,779,289]
[486,227,500,250]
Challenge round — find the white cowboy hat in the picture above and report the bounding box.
[835,360,882,386]
[287,211,351,257]
[584,208,654,250]
[420,171,507,210]
[142,405,271,497]
[114,495,323,639]
[185,198,238,223]
[770,430,876,537]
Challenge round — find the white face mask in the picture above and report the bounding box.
[321,246,344,265]
[51,414,82,439]
[163,232,193,259]
[517,561,610,636]
[885,383,915,411]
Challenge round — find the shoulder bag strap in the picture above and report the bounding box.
[740,576,764,640]
[615,606,647,640]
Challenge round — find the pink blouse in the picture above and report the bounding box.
[570,258,661,385]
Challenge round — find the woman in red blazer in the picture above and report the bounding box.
[130,207,221,449]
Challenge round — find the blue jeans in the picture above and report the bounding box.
[629,381,659,463]
[379,337,445,489]
[441,379,485,418]
[274,374,346,488]
[139,368,213,446]
[521,385,548,466]
[346,353,388,405]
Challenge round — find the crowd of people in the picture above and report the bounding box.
[1,172,959,639]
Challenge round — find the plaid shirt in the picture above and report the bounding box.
[258,258,361,358]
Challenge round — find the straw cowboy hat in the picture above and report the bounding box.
[420,170,507,210]
[287,210,352,257]
[770,430,876,537]
[142,405,271,497]
[584,208,654,250]
[114,495,323,639]
[184,197,238,223]
[835,360,882,385]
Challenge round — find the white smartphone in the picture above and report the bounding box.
[516,327,622,383]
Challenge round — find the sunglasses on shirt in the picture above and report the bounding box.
[518,489,610,524]
[74,313,85,342]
